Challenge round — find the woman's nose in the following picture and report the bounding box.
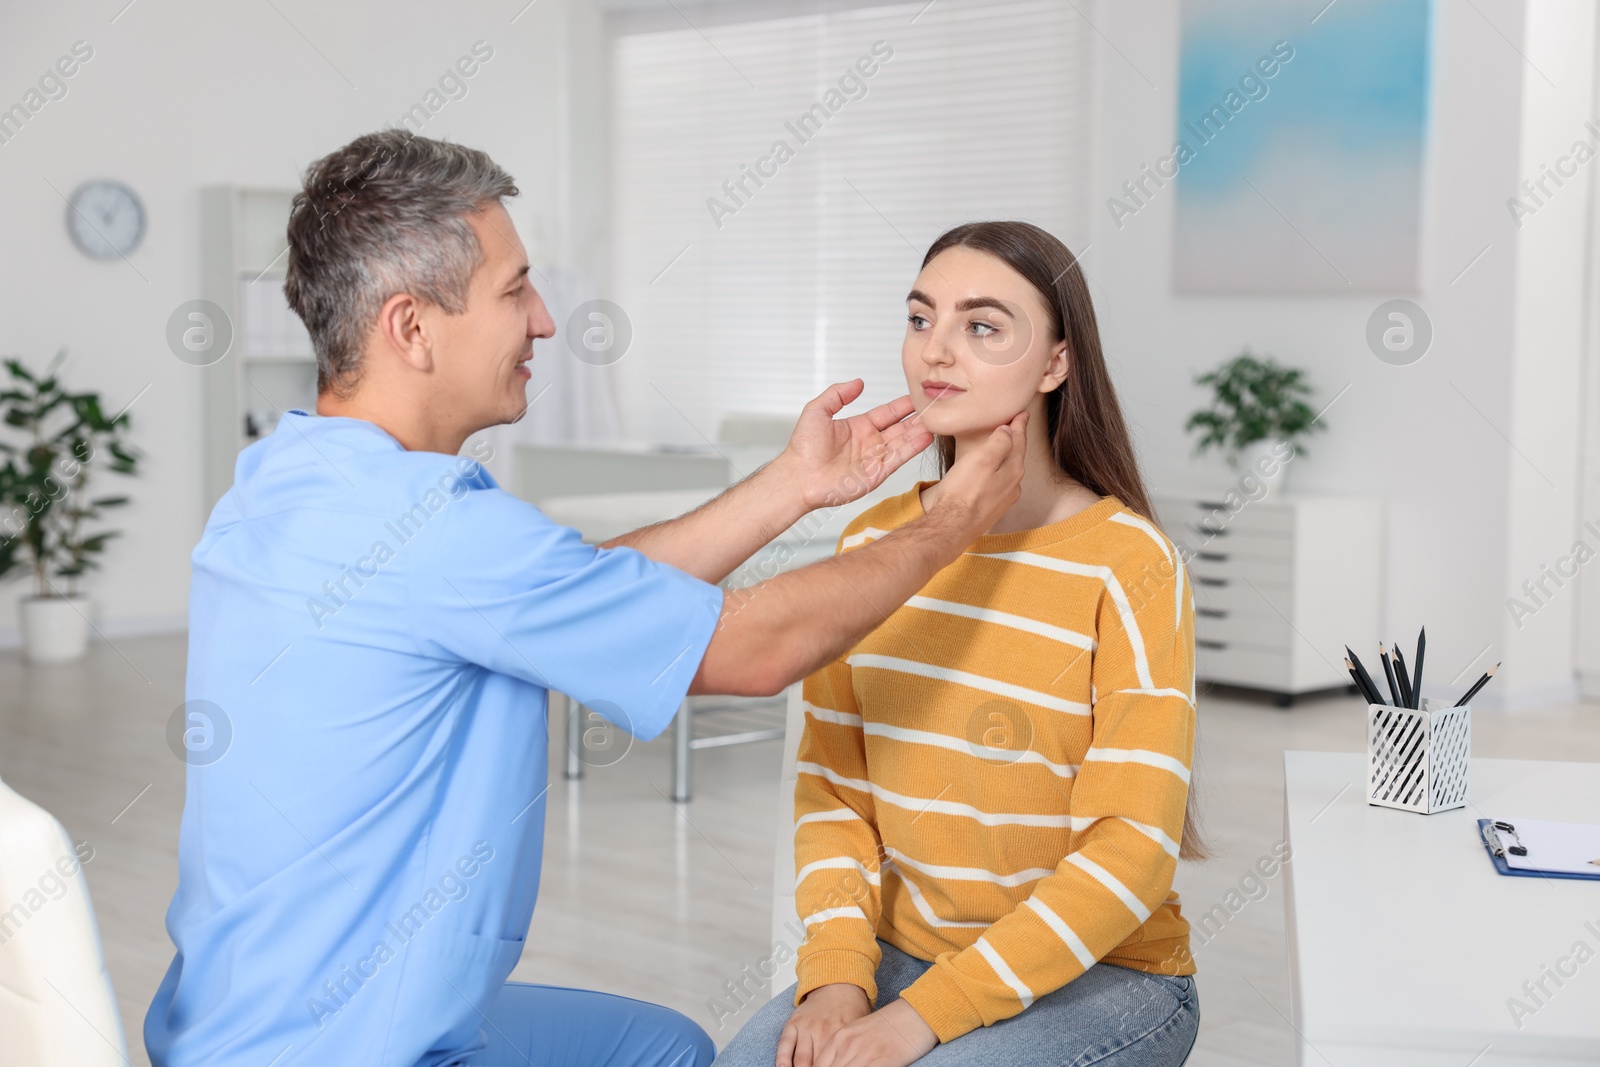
[922,331,957,367]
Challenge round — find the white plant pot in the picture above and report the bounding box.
[20,595,91,664]
[1235,436,1292,494]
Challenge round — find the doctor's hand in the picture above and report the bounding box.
[813,998,939,1067]
[922,411,1028,541]
[777,983,872,1067]
[772,380,933,511]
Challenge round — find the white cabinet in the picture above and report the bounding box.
[1152,492,1381,705]
[200,186,317,513]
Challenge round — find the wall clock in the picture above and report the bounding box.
[66,180,145,260]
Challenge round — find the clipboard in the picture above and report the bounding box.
[1478,819,1600,881]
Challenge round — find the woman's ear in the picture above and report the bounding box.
[1039,341,1070,394]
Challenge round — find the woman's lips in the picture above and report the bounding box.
[922,381,964,400]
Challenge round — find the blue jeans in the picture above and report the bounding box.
[714,940,1198,1067]
[463,982,715,1066]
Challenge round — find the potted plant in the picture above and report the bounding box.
[1185,349,1324,493]
[0,351,139,663]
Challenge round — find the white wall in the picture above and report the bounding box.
[1088,0,1594,709]
[3,0,1596,710]
[1504,1,1597,707]
[0,0,598,642]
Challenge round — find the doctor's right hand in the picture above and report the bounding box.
[777,983,872,1067]
[924,411,1028,540]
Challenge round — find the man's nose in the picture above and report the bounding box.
[529,293,556,340]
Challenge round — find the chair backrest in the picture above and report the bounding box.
[0,776,128,1066]
[769,682,805,996]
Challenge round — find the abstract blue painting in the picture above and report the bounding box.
[1170,0,1431,293]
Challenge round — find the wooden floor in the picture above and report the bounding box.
[3,633,1599,1065]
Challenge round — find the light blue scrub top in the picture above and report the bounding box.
[144,412,724,1067]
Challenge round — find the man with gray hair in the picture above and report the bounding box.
[144,130,1027,1067]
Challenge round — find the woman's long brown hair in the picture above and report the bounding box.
[924,220,1207,862]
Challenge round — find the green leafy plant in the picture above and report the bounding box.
[0,350,139,598]
[1185,349,1325,461]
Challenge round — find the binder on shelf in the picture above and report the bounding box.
[1478,818,1600,881]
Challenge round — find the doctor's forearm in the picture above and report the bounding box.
[600,461,809,583]
[688,507,973,696]
[689,415,1027,697]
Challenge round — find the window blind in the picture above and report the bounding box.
[610,0,1092,445]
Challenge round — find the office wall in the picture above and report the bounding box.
[1087,0,1595,709]
[0,0,600,644]
[0,0,1594,710]
[1504,1,1597,707]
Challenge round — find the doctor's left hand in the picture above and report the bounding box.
[813,998,939,1067]
[776,380,934,511]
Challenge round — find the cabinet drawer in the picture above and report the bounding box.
[1177,528,1292,561]
[1187,551,1293,587]
[1195,607,1292,650]
[1194,639,1290,689]
[1192,576,1291,615]
[1155,498,1294,541]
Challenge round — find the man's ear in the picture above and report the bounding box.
[373,292,435,374]
[1039,341,1070,394]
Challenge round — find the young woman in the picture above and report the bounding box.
[716,221,1202,1067]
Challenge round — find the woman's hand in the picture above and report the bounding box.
[771,380,933,511]
[777,983,872,1067]
[814,998,939,1067]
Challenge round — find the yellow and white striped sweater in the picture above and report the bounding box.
[793,484,1197,1041]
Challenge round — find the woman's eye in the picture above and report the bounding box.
[969,321,997,337]
[907,313,929,330]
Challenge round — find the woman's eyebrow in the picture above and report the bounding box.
[956,296,1013,316]
[906,288,1013,317]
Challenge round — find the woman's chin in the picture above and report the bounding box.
[921,414,1007,441]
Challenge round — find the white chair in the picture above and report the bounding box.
[769,681,805,996]
[0,776,127,1066]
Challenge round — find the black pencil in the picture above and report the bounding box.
[1454,662,1500,707]
[1379,643,1402,706]
[1346,646,1384,706]
[1392,643,1413,709]
[1345,657,1381,705]
[1412,627,1426,709]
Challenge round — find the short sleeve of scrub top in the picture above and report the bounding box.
[407,484,723,741]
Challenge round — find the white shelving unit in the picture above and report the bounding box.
[1153,491,1382,706]
[200,186,318,512]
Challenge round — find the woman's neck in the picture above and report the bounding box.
[935,402,1104,535]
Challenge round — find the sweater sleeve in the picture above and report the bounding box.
[791,656,888,1005]
[897,537,1196,1041]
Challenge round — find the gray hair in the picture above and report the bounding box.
[284,130,519,396]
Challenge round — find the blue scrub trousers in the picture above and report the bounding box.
[469,982,715,1067]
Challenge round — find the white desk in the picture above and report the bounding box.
[537,488,721,546]
[536,488,842,799]
[1284,751,1600,1066]
[536,487,845,568]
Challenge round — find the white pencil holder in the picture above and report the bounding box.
[1366,702,1470,814]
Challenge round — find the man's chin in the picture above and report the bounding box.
[502,390,533,425]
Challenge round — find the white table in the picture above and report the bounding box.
[536,488,845,800]
[537,487,849,567]
[1284,751,1600,1066]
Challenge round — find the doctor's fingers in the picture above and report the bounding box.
[805,379,867,419]
[857,393,917,431]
